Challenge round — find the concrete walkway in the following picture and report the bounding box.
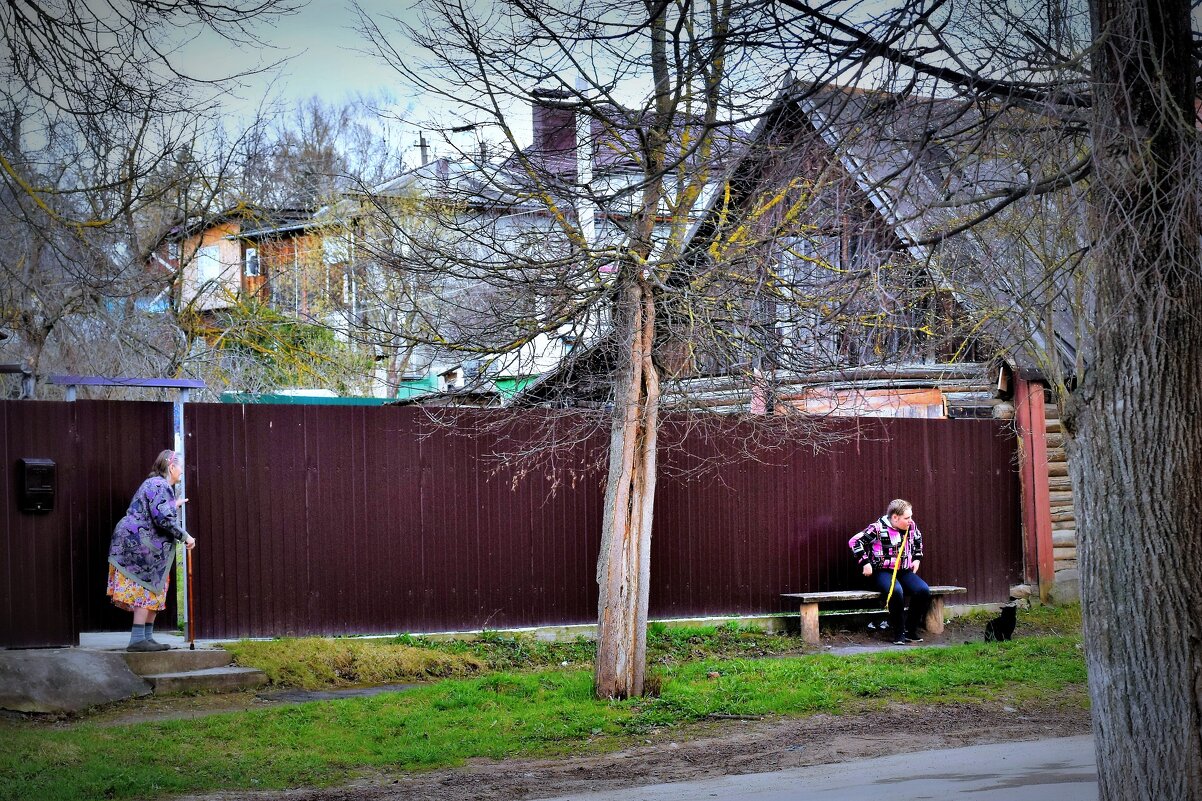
[78,630,224,651]
[531,736,1097,801]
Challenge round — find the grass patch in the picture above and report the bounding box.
[389,630,599,672]
[385,621,809,675]
[225,638,488,689]
[226,606,1084,691]
[648,621,809,663]
[954,602,1082,637]
[0,636,1086,801]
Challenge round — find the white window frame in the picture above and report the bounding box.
[244,247,260,278]
[196,244,223,284]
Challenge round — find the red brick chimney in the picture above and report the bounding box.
[531,87,577,175]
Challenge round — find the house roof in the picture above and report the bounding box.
[519,80,1087,405]
[169,204,314,241]
[775,82,1084,379]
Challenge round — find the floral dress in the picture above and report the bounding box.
[106,476,188,610]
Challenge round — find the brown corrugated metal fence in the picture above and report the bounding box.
[1,400,174,647]
[184,404,1021,639]
[1,400,1021,646]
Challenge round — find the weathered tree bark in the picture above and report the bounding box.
[1065,1,1202,797]
[593,0,674,700]
[594,278,660,699]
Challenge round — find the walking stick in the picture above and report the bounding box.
[885,528,912,608]
[186,546,195,649]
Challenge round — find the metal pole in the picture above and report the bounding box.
[174,388,189,636]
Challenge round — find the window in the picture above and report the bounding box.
[323,234,351,265]
[196,245,222,283]
[244,247,260,278]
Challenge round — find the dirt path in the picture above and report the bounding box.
[183,699,1091,801]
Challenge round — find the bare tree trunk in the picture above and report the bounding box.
[1066,1,1202,797]
[595,278,660,700]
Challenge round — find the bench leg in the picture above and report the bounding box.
[800,603,820,645]
[924,596,945,635]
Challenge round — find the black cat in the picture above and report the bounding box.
[985,602,1017,642]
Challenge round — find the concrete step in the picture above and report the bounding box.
[122,648,232,677]
[144,666,267,695]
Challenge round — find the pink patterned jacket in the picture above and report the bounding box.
[848,516,924,571]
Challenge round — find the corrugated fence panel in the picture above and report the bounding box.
[184,406,1017,639]
[1,400,1021,645]
[1,400,177,645]
[73,400,175,633]
[648,416,1021,614]
[1,402,77,647]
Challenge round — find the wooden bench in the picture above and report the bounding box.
[781,586,968,645]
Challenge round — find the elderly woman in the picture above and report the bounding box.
[849,498,929,645]
[107,449,196,652]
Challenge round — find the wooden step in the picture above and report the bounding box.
[1050,490,1074,504]
[1052,519,1077,531]
[1047,447,1067,463]
[144,666,267,695]
[1046,432,1065,449]
[1045,418,1062,434]
[1054,546,1077,561]
[1050,510,1075,523]
[1048,462,1069,477]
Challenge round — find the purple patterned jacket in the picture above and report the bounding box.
[108,476,188,594]
[848,516,924,571]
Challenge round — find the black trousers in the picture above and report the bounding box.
[868,568,930,636]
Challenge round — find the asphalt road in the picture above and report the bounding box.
[531,735,1097,801]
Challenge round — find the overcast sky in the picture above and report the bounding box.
[168,2,433,158]
[174,1,404,105]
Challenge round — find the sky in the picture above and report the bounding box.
[174,1,409,107]
[170,0,512,162]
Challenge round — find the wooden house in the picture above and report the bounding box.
[518,80,1079,602]
[160,205,314,313]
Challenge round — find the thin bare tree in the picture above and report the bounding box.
[0,0,297,394]
[355,0,994,699]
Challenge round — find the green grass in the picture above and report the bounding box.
[223,638,488,689]
[225,606,1084,690]
[380,621,809,672]
[387,629,601,671]
[0,636,1086,801]
[222,622,811,687]
[955,602,1083,636]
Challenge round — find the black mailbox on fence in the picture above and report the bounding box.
[18,458,56,513]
